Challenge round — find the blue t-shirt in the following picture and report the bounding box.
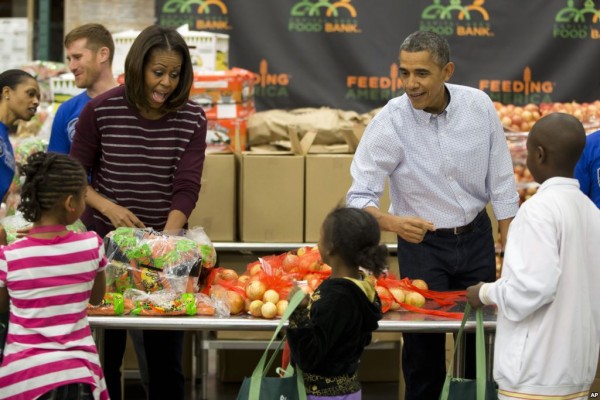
[0,122,15,200]
[575,129,600,208]
[48,91,92,154]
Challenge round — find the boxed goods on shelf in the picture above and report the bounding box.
[191,68,255,105]
[112,25,229,75]
[176,24,229,72]
[206,117,249,154]
[202,99,255,121]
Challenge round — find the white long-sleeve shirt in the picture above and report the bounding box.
[480,177,600,399]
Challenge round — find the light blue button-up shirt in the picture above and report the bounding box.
[347,83,519,229]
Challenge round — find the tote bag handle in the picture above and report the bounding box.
[440,303,487,400]
[248,289,307,399]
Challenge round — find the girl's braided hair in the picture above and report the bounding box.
[18,152,87,222]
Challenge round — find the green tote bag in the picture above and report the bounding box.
[236,290,307,400]
[439,303,498,400]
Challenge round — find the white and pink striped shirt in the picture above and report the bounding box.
[0,231,108,400]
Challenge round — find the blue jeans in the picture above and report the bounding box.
[397,210,495,400]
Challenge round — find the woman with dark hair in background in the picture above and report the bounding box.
[70,24,207,400]
[0,70,40,204]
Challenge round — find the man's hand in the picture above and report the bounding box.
[466,282,485,308]
[392,216,435,244]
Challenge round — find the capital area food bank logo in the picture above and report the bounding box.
[479,67,555,105]
[553,0,600,39]
[345,63,405,102]
[288,0,361,33]
[419,0,494,37]
[157,0,232,31]
[254,59,291,99]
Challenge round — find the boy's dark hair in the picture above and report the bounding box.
[64,23,115,64]
[124,25,193,113]
[400,30,450,67]
[0,69,36,93]
[321,207,388,277]
[18,152,87,222]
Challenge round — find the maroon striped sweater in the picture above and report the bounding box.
[70,85,207,237]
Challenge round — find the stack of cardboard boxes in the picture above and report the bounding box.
[189,124,396,245]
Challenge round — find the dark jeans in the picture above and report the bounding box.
[398,210,496,400]
[38,383,93,400]
[103,329,185,400]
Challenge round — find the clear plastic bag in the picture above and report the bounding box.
[103,227,216,295]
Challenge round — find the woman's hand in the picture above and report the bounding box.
[103,202,145,229]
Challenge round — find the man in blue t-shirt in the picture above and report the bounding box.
[48,23,118,154]
[575,129,600,208]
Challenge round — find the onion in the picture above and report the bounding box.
[246,280,267,301]
[249,300,264,317]
[261,302,278,319]
[263,289,280,304]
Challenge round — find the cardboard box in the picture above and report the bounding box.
[239,153,304,242]
[191,68,255,104]
[187,153,237,241]
[206,118,249,153]
[304,154,353,243]
[304,153,396,244]
[215,330,275,340]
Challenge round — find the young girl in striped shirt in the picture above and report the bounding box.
[0,152,108,400]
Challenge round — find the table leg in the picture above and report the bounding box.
[201,331,209,400]
[454,331,466,377]
[485,331,495,380]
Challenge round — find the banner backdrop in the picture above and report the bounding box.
[156,0,600,113]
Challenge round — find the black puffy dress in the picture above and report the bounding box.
[287,278,383,396]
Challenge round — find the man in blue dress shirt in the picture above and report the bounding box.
[574,129,600,208]
[347,30,519,400]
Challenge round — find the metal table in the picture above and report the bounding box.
[89,302,496,400]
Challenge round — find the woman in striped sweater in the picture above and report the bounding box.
[0,152,108,400]
[70,25,207,400]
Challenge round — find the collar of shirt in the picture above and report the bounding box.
[537,177,580,192]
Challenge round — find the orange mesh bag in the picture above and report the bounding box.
[377,274,465,320]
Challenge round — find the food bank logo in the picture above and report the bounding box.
[288,0,361,33]
[553,0,600,39]
[158,0,232,31]
[346,63,405,102]
[419,0,494,37]
[479,67,555,105]
[254,59,291,99]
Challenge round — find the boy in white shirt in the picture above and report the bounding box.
[467,112,600,400]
